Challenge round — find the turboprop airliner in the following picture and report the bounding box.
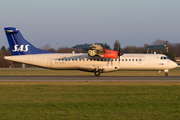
[4,27,177,76]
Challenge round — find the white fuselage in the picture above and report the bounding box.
[4,53,177,72]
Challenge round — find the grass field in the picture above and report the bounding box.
[0,69,179,119]
[0,82,180,120]
[0,69,179,76]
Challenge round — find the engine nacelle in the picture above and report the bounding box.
[103,50,118,59]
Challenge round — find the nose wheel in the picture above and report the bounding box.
[165,73,168,76]
[164,70,169,76]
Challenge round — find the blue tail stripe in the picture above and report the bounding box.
[4,27,53,55]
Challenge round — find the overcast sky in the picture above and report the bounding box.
[0,0,180,49]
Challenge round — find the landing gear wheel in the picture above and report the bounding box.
[165,73,168,76]
[94,69,101,76]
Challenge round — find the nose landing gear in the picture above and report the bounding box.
[164,70,169,76]
[165,73,168,76]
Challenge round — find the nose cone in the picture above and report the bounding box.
[172,62,178,68]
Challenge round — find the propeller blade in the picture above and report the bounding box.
[118,43,121,61]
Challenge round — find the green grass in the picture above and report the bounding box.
[0,69,179,76]
[0,82,180,120]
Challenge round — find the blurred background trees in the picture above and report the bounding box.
[0,46,13,68]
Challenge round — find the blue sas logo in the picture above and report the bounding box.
[12,44,30,52]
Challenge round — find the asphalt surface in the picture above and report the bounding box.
[0,76,180,82]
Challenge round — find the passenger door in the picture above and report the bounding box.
[47,58,52,67]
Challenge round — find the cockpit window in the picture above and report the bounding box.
[160,56,169,60]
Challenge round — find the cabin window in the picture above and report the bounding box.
[132,59,134,61]
[136,59,138,61]
[129,59,131,61]
[62,59,64,61]
[87,59,88,61]
[139,59,141,61]
[115,59,117,61]
[125,59,127,61]
[160,56,164,59]
[68,59,70,61]
[122,59,124,61]
[79,59,81,61]
[65,59,67,61]
[72,59,74,61]
[101,59,103,61]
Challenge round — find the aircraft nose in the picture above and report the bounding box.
[172,62,178,68]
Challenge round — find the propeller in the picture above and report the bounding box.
[118,43,123,65]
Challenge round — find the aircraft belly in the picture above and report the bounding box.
[78,61,117,72]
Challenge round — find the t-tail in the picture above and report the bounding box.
[4,27,53,55]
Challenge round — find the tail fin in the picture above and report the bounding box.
[4,27,53,55]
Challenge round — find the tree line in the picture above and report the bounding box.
[0,39,179,67]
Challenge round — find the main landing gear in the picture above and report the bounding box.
[94,69,103,76]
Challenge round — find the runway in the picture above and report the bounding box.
[0,76,180,82]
